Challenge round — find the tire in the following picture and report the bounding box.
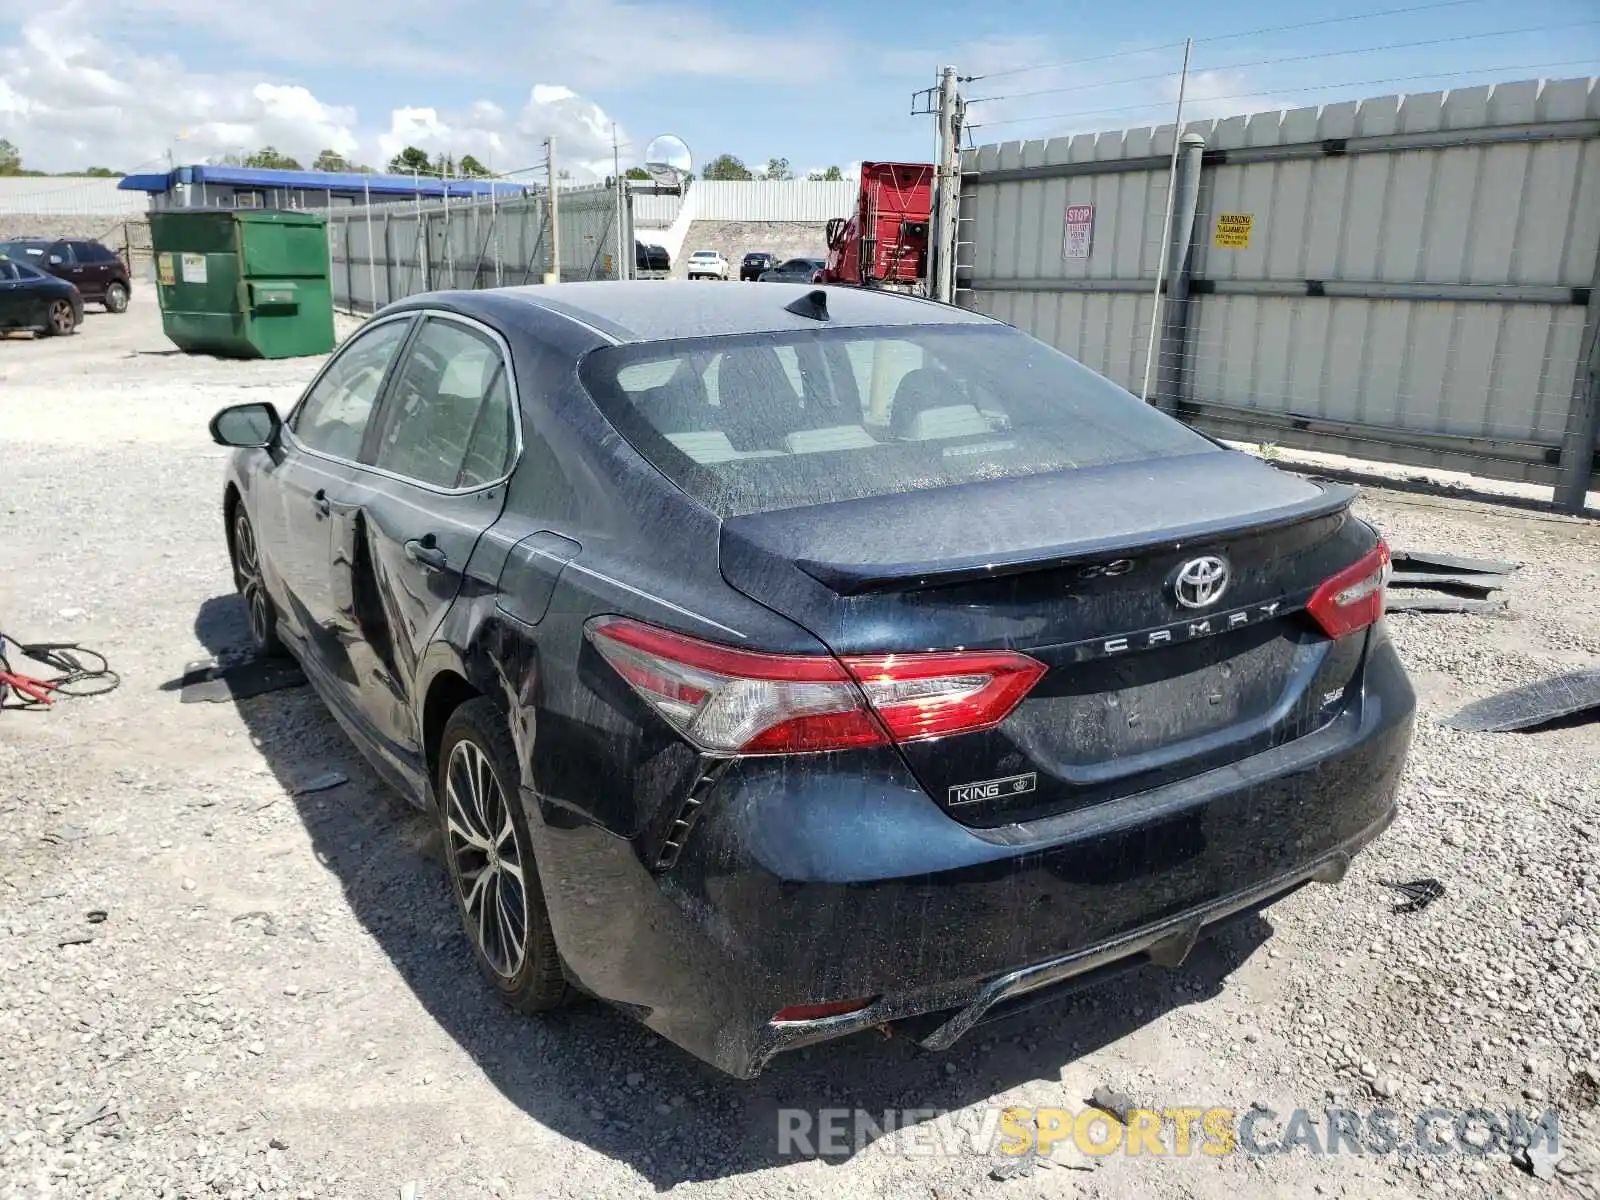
[230,505,286,658]
[41,299,77,337]
[439,697,568,1013]
[104,283,129,314]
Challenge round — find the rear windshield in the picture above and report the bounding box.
[578,323,1216,518]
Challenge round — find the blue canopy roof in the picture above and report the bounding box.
[118,164,528,200]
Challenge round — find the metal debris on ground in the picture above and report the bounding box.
[1087,1084,1136,1125]
[291,770,349,796]
[1512,1141,1565,1180]
[177,656,307,704]
[1385,548,1518,614]
[1443,668,1600,733]
[1381,878,1445,913]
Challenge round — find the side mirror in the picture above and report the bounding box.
[209,402,282,448]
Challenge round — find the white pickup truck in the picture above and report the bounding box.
[685,250,728,281]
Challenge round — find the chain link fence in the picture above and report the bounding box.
[324,183,633,314]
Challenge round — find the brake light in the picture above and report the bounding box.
[585,617,1045,755]
[1307,540,1391,638]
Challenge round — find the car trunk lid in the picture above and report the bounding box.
[718,450,1374,825]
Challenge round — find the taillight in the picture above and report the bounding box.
[585,616,1045,755]
[1307,539,1391,639]
[773,997,875,1023]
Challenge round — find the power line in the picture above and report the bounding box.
[967,58,1600,131]
[963,0,1494,82]
[969,20,1600,105]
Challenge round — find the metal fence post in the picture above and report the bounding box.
[343,218,355,315]
[1154,131,1206,416]
[383,212,394,310]
[1555,241,1600,512]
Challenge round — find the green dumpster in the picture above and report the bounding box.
[150,209,335,359]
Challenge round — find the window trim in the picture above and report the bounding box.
[284,308,525,496]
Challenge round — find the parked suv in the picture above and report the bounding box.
[635,241,671,280]
[686,250,728,281]
[0,238,131,313]
[740,251,776,281]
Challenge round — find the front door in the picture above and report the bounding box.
[258,315,415,669]
[66,242,106,300]
[331,313,517,758]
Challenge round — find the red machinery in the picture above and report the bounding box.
[821,162,933,291]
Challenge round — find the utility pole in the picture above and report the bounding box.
[545,137,560,284]
[931,65,961,305]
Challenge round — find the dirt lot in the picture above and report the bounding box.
[1,294,1598,1200]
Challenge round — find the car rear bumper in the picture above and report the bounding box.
[523,630,1414,1078]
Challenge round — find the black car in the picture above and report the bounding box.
[0,237,130,313]
[740,251,776,281]
[634,241,670,279]
[208,282,1414,1079]
[758,257,826,283]
[0,254,82,336]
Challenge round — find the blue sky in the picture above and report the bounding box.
[0,0,1596,175]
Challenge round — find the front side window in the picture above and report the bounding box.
[291,318,411,460]
[372,318,513,488]
[0,260,17,281]
[580,322,1216,518]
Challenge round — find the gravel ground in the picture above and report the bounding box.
[1,295,1597,1200]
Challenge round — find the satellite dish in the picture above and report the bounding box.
[643,134,692,189]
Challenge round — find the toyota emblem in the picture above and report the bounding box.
[1172,555,1230,609]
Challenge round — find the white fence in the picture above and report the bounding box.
[0,177,146,216]
[631,179,855,228]
[958,75,1600,510]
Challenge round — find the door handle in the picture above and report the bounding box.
[404,537,449,572]
[313,488,331,516]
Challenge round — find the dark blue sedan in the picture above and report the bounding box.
[0,254,81,336]
[207,282,1414,1078]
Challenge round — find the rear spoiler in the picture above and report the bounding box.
[793,483,1360,595]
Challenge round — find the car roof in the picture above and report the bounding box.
[441,281,996,343]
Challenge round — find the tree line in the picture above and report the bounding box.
[699,156,844,182]
[0,138,847,184]
[0,139,121,178]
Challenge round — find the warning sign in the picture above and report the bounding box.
[1214,213,1253,249]
[157,254,176,286]
[180,254,208,284]
[1062,203,1094,260]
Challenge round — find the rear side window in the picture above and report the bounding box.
[0,260,17,281]
[372,318,513,488]
[579,323,1215,518]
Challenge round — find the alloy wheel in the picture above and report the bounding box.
[233,511,271,648]
[106,284,128,314]
[48,301,74,335]
[445,738,529,980]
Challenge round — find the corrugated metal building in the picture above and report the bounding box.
[117,165,528,212]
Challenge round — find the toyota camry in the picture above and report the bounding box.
[208,281,1415,1078]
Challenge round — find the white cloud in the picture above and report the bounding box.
[28,0,836,89]
[0,5,626,177]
